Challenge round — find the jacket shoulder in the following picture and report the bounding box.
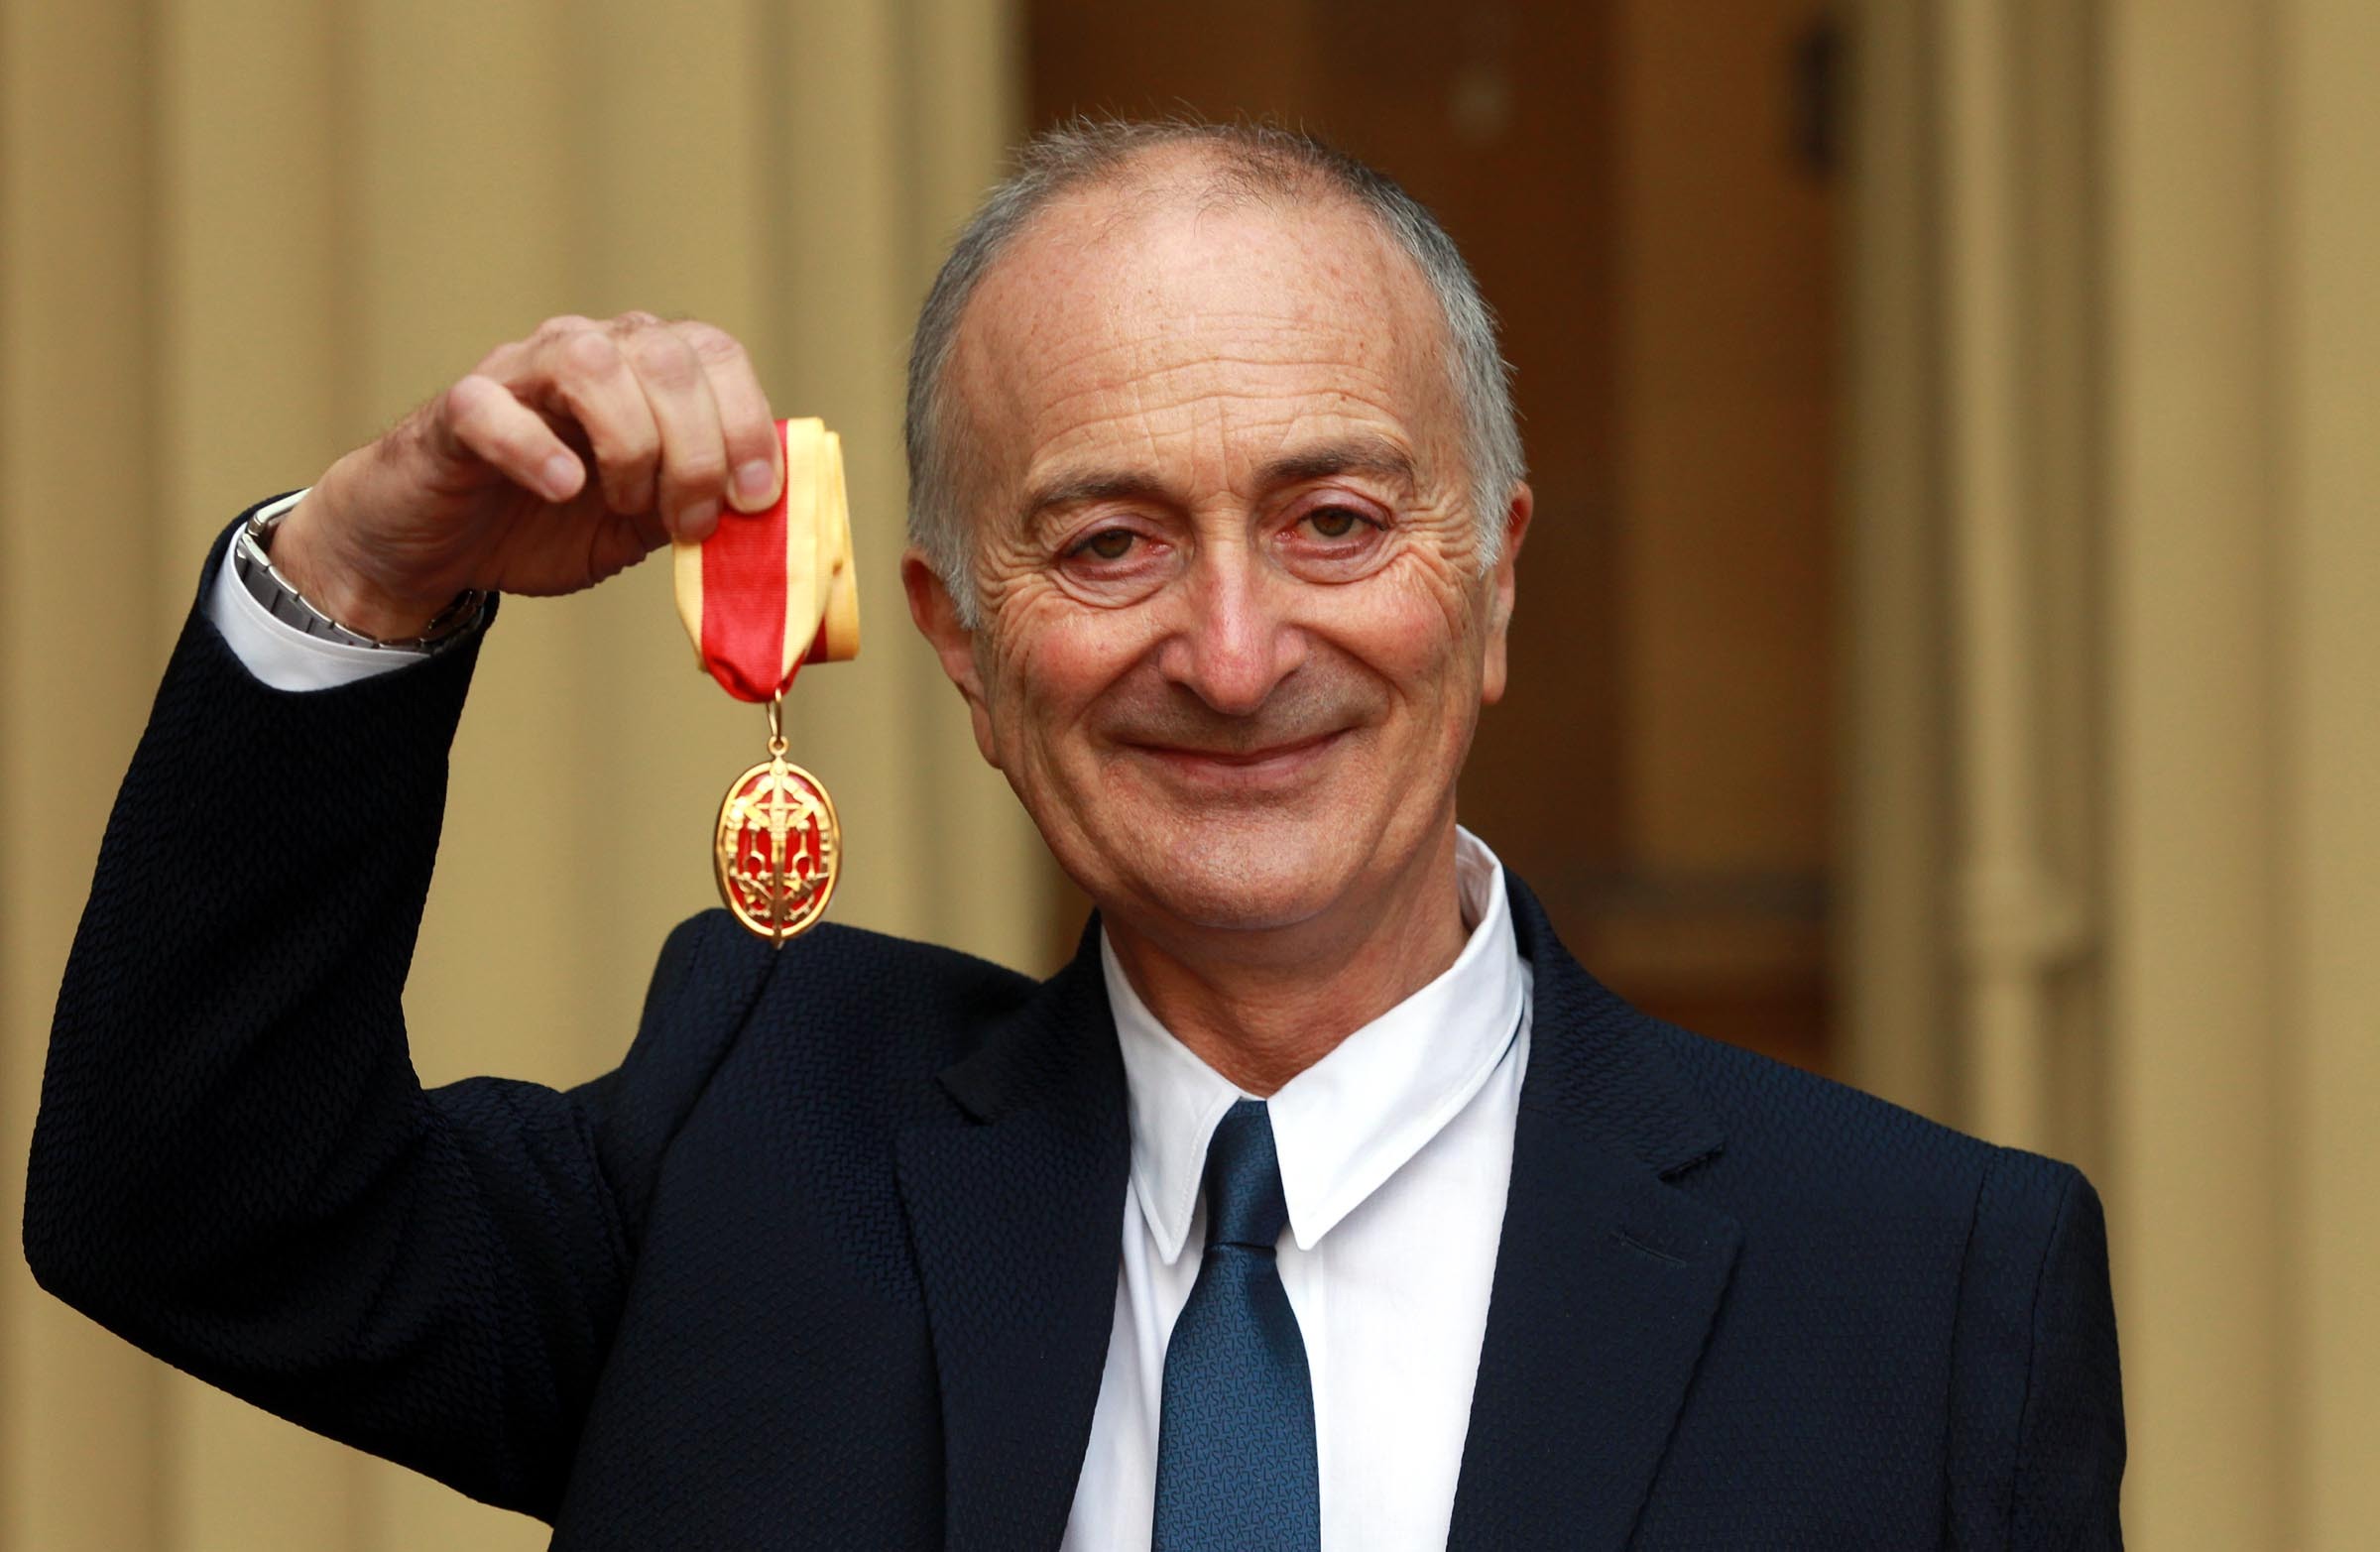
[1504,868,2082,1214]
[1648,1018,2085,1225]
[650,909,1043,1081]
[579,911,1044,1241]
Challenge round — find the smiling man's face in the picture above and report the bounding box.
[906,163,1528,950]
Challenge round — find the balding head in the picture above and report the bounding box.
[903,120,1524,627]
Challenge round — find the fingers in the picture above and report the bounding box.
[436,374,585,503]
[545,323,667,521]
[520,314,778,542]
[671,321,783,514]
[617,323,731,541]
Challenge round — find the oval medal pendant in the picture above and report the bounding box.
[713,730,841,945]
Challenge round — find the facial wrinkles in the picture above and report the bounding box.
[1101,649,1380,760]
[971,184,1485,536]
[978,382,1420,637]
[1034,329,1402,476]
[959,187,1489,689]
[976,427,1487,766]
[1020,546,1480,793]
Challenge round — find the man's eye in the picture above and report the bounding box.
[1303,507,1368,540]
[1076,529,1136,561]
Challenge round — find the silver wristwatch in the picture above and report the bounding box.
[232,496,485,652]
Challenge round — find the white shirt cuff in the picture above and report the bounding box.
[205,490,432,691]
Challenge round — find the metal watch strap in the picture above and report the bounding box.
[234,499,484,652]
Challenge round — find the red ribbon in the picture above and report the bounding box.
[673,418,858,704]
[695,478,801,702]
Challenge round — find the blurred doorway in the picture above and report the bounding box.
[1028,0,1840,1076]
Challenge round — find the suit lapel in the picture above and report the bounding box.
[896,926,1130,1552]
[1448,876,1742,1551]
[892,876,1738,1550]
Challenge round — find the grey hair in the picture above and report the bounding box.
[902,118,1526,628]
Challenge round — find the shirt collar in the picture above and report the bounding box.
[1102,827,1528,1263]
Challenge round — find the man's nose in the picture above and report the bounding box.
[1155,541,1305,717]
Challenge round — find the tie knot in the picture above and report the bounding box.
[1201,1098,1289,1251]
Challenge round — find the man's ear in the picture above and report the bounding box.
[901,547,1004,770]
[1481,482,1533,706]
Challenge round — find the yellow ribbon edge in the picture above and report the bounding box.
[669,417,862,675]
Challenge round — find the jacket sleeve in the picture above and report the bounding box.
[1948,1150,2128,1550]
[21,511,770,1521]
[2007,1166,2126,1549]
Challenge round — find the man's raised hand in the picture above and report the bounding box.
[268,312,785,641]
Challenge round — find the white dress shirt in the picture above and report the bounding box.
[207,491,438,691]
[1067,835,1531,1551]
[207,528,1535,1550]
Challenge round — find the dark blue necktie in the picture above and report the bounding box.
[1152,1098,1321,1552]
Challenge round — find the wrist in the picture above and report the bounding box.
[270,489,451,642]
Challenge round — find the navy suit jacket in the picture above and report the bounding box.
[25,516,2123,1548]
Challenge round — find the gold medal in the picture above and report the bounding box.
[675,418,861,946]
[712,695,841,943]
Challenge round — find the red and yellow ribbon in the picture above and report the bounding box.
[672,417,860,700]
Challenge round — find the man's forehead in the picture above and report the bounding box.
[968,164,1434,351]
[946,174,1449,468]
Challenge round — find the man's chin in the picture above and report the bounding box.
[1104,828,1364,936]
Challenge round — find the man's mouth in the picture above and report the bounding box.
[1120,728,1350,785]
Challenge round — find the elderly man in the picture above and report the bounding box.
[26,123,2123,1549]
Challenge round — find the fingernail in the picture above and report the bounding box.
[732,459,778,511]
[539,453,582,501]
[679,499,721,541]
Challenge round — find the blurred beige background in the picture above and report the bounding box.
[1,1,2371,1548]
